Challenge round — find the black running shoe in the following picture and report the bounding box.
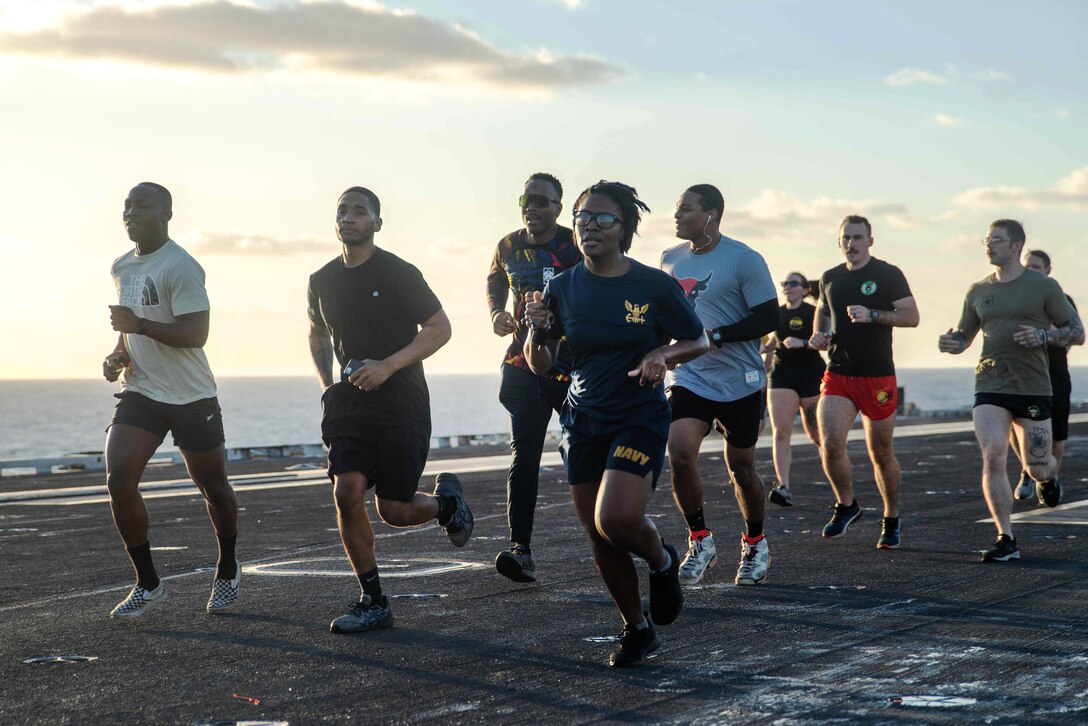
[876,518,901,549]
[434,473,473,546]
[608,618,660,668]
[821,500,862,539]
[495,543,536,583]
[768,484,793,507]
[982,534,1020,562]
[648,542,683,626]
[1036,477,1062,508]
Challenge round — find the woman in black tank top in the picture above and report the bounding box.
[760,272,825,506]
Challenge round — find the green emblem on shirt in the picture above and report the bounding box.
[860,281,877,295]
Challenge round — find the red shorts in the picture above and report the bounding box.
[820,371,898,421]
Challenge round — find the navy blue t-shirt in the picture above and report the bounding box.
[544,259,704,428]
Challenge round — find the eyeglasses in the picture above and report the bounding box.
[519,193,559,209]
[573,211,623,229]
[981,236,1010,247]
[780,280,804,288]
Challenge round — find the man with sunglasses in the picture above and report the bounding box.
[486,172,582,581]
[661,184,779,587]
[809,215,918,549]
[939,222,1082,562]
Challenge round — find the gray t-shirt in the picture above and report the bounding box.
[111,239,217,405]
[957,268,1077,396]
[661,235,777,403]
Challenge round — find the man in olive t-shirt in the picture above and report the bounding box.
[939,219,1083,563]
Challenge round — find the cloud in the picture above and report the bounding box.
[0,0,623,90]
[933,113,965,127]
[183,230,328,256]
[883,65,1013,88]
[727,190,924,236]
[951,167,1088,211]
[884,69,947,87]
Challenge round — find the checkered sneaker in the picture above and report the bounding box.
[110,583,167,619]
[206,561,241,613]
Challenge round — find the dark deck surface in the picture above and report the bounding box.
[2,419,1087,724]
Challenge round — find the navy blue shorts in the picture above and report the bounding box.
[559,411,667,489]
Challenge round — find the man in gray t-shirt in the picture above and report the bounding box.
[660,184,778,588]
[939,219,1083,563]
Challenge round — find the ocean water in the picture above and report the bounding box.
[1,369,1085,460]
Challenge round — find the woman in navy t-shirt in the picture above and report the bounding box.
[523,180,708,668]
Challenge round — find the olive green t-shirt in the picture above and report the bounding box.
[957,268,1077,396]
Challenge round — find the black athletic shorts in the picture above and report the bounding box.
[559,410,667,490]
[321,383,431,502]
[668,386,762,449]
[108,391,225,453]
[769,364,824,398]
[1052,386,1071,442]
[974,392,1052,422]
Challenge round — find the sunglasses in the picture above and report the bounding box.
[573,211,623,230]
[519,193,559,209]
[780,280,804,288]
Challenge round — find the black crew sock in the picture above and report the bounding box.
[684,507,707,533]
[216,533,238,579]
[436,495,455,525]
[883,516,900,529]
[359,567,383,603]
[127,541,159,591]
[744,519,764,539]
[512,539,531,554]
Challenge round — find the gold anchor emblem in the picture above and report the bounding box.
[625,300,649,324]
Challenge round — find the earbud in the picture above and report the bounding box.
[706,215,712,224]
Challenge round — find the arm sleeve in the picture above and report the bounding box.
[400,263,443,324]
[486,244,510,316]
[168,256,211,316]
[1044,280,1077,325]
[716,298,780,343]
[659,275,706,341]
[956,291,981,341]
[543,280,565,341]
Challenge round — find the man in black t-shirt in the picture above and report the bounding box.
[307,186,473,634]
[809,215,919,549]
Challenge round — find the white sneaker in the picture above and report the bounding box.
[207,560,241,613]
[735,536,770,586]
[110,583,167,619]
[678,532,717,585]
[1013,471,1034,501]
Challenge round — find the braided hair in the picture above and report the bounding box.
[572,180,651,253]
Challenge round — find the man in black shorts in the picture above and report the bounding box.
[939,221,1082,561]
[486,172,581,581]
[1012,249,1077,501]
[104,182,240,618]
[809,215,919,549]
[308,186,473,633]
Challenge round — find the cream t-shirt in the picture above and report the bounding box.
[111,239,217,404]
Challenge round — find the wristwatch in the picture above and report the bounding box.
[870,310,881,322]
[138,317,152,335]
[711,329,723,349]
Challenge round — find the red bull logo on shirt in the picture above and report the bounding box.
[673,272,713,304]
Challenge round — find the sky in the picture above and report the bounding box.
[1,0,1085,380]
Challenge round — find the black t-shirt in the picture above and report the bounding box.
[772,302,824,371]
[545,260,705,429]
[307,248,442,422]
[818,257,912,377]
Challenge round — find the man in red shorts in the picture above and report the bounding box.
[809,215,919,548]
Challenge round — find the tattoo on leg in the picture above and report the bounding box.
[1027,426,1051,460]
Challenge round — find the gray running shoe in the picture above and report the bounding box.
[434,472,473,547]
[768,484,794,507]
[821,500,862,538]
[496,544,536,582]
[734,536,770,585]
[110,583,167,619]
[678,532,717,585]
[330,594,394,633]
[207,560,241,613]
[1013,471,1034,501]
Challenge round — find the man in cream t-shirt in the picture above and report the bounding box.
[103,182,240,619]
